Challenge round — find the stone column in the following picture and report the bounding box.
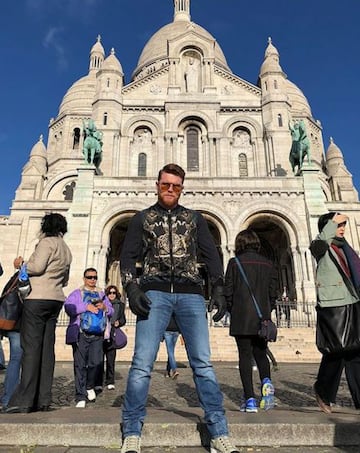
[66,164,96,290]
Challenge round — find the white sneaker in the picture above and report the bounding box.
[121,435,141,453]
[107,384,115,390]
[210,436,239,453]
[87,389,96,401]
[75,400,86,408]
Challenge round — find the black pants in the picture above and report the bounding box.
[315,349,360,408]
[9,299,62,409]
[72,333,103,402]
[235,335,271,400]
[103,341,117,385]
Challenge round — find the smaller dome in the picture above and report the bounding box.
[102,48,123,74]
[91,35,105,55]
[259,38,284,77]
[264,37,279,59]
[326,137,344,161]
[30,134,47,159]
[285,80,311,115]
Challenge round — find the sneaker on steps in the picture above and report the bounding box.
[75,400,86,408]
[260,377,275,410]
[240,397,258,413]
[87,389,96,401]
[210,436,240,453]
[121,435,141,453]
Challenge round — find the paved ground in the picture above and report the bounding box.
[0,361,358,452]
[0,446,359,452]
[37,361,354,411]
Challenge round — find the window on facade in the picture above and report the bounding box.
[274,79,278,89]
[73,128,80,149]
[187,127,199,171]
[138,153,147,176]
[239,153,248,177]
[63,181,76,201]
[277,113,283,127]
[103,112,108,126]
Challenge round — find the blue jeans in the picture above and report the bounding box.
[1,331,22,407]
[164,331,179,373]
[122,290,228,439]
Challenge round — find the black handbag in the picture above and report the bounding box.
[0,272,23,330]
[235,257,277,342]
[316,302,360,354]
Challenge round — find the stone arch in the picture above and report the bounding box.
[222,116,262,139]
[235,204,308,301]
[44,172,78,201]
[121,116,163,139]
[172,110,215,132]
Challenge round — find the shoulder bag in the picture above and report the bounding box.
[0,271,23,330]
[316,302,360,354]
[111,326,127,349]
[235,257,277,342]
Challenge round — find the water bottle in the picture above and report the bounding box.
[18,264,31,299]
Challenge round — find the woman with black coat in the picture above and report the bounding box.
[103,285,126,390]
[225,229,278,413]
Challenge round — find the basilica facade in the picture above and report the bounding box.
[1,0,359,303]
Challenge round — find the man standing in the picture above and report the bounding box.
[120,164,239,453]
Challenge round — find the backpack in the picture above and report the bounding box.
[80,310,107,335]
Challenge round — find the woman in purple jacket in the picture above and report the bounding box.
[64,268,113,408]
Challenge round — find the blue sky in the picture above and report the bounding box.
[1,0,360,214]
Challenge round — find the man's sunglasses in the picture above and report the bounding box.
[158,182,183,193]
[85,275,98,280]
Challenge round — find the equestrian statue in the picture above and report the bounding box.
[289,119,311,175]
[82,119,103,168]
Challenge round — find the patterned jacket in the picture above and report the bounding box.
[120,202,223,294]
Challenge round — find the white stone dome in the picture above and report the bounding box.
[285,80,311,115]
[102,49,123,74]
[58,72,97,115]
[133,20,230,80]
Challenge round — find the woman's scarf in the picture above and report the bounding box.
[330,236,360,296]
[343,241,360,295]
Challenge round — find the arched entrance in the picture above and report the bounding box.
[248,217,295,300]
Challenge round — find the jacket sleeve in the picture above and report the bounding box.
[64,289,87,317]
[102,294,114,318]
[120,211,144,287]
[26,238,53,275]
[117,302,126,327]
[224,259,235,309]
[310,220,337,261]
[196,212,224,286]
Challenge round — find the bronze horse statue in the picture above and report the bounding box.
[289,120,311,175]
[82,119,103,167]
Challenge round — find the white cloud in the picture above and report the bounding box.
[43,27,68,70]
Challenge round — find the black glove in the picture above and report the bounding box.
[209,285,227,323]
[126,282,151,317]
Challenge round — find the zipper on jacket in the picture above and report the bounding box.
[168,210,174,293]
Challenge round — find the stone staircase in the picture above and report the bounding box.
[1,324,320,363]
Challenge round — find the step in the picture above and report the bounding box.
[0,407,359,448]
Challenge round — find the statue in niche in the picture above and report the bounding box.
[82,119,103,168]
[184,56,199,93]
[233,130,250,148]
[289,119,311,175]
[134,128,152,145]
